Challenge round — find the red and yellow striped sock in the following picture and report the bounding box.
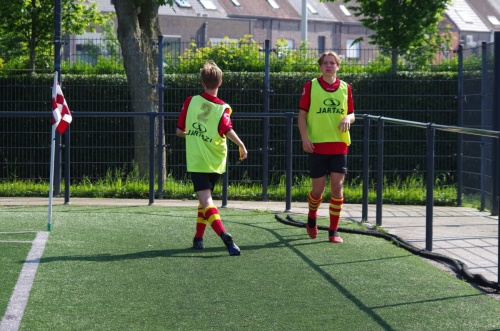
[307,191,322,220]
[329,196,344,231]
[194,204,208,238]
[204,205,226,236]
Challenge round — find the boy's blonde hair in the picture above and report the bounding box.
[317,51,341,66]
[200,60,222,89]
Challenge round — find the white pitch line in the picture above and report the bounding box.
[0,231,49,331]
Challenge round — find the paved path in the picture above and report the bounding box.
[1,197,498,285]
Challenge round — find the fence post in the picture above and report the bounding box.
[426,124,435,251]
[63,126,70,204]
[157,35,165,199]
[149,112,156,205]
[261,40,271,201]
[285,112,293,212]
[222,164,228,208]
[456,44,463,207]
[362,115,370,222]
[376,118,384,226]
[492,31,500,216]
[480,41,488,211]
[496,33,500,286]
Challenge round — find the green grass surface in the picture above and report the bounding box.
[1,205,499,330]
[0,174,460,207]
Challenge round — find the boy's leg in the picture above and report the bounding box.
[203,205,225,235]
[193,204,207,250]
[191,173,215,250]
[192,173,240,256]
[306,191,322,239]
[328,196,344,243]
[204,205,240,256]
[328,170,346,243]
[306,154,327,239]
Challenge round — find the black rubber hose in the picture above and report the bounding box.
[275,214,500,291]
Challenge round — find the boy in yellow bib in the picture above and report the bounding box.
[298,51,355,243]
[177,60,247,255]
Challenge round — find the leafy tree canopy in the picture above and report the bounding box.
[323,0,453,72]
[0,0,113,70]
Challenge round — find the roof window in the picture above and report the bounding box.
[488,15,500,26]
[267,0,280,9]
[174,0,192,8]
[230,0,241,6]
[307,3,318,15]
[199,0,217,10]
[456,9,473,24]
[339,4,351,16]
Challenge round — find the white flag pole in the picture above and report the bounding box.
[48,125,56,231]
[48,72,58,231]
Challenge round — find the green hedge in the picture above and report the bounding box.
[0,71,458,183]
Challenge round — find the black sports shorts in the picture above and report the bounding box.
[308,153,347,178]
[191,172,221,192]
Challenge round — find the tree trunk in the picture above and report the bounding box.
[113,1,165,180]
[29,0,37,72]
[391,47,398,75]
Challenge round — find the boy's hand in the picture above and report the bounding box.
[301,138,314,153]
[338,117,351,133]
[239,146,248,161]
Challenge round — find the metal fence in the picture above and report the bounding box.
[1,34,499,214]
[0,36,400,74]
[458,42,497,212]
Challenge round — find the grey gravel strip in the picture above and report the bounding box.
[0,231,49,331]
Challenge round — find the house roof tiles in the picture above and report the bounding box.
[220,0,300,20]
[446,0,490,32]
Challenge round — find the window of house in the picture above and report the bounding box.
[456,9,473,23]
[230,0,241,6]
[163,36,182,67]
[346,39,359,59]
[267,0,280,9]
[465,35,477,47]
[307,3,318,15]
[75,32,104,65]
[199,0,217,10]
[286,39,294,49]
[318,36,325,54]
[488,15,500,26]
[339,4,351,16]
[174,0,192,8]
[276,38,294,58]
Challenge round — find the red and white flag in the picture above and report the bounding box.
[52,73,72,134]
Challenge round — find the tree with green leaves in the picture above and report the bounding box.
[329,0,452,73]
[0,0,112,71]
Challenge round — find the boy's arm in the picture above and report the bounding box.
[298,109,313,153]
[226,129,248,161]
[176,96,192,138]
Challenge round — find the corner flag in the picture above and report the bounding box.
[48,72,72,231]
[52,74,72,134]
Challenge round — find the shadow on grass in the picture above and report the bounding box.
[239,221,397,330]
[34,247,230,263]
[29,217,484,331]
[33,237,305,264]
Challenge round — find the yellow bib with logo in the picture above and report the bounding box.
[307,79,350,146]
[185,95,230,174]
